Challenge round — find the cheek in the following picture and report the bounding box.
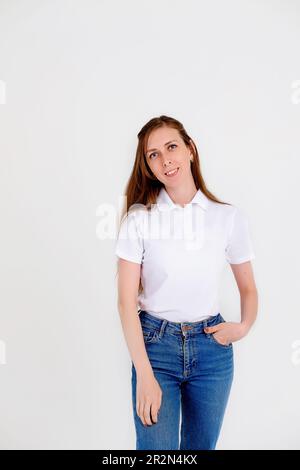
[183,158,192,169]
[172,160,185,172]
[147,163,161,179]
[146,159,155,171]
[150,161,161,174]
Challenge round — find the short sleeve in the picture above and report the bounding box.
[225,207,255,264]
[115,211,144,264]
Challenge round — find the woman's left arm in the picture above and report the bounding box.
[204,261,258,345]
[230,260,258,336]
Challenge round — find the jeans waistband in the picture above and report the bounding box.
[138,309,223,334]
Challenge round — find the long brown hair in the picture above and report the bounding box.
[116,115,231,295]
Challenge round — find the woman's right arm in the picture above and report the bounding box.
[117,257,162,426]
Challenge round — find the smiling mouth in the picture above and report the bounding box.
[164,167,179,177]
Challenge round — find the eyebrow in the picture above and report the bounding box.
[146,140,178,155]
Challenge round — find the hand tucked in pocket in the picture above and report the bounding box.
[204,322,250,346]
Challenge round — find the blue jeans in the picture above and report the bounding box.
[131,310,234,450]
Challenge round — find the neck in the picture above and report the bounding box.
[165,183,198,208]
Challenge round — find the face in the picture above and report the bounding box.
[144,126,194,187]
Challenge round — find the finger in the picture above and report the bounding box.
[137,402,144,426]
[143,402,153,426]
[138,402,148,427]
[151,405,160,424]
[204,324,222,333]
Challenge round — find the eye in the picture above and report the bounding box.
[149,152,157,160]
[148,144,177,159]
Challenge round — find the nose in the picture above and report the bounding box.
[162,158,172,167]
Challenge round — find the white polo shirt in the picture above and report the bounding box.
[115,187,255,323]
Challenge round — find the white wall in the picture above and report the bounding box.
[0,0,299,449]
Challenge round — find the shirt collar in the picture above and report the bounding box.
[156,187,208,212]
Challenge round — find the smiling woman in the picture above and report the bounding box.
[147,143,180,178]
[115,115,258,451]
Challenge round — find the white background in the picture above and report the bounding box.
[0,0,299,449]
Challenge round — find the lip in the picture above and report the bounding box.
[164,167,179,176]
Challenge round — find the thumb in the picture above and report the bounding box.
[204,324,222,333]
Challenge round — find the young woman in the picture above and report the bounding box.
[115,115,258,450]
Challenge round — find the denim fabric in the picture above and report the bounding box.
[131,310,234,450]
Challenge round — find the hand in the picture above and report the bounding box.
[204,322,250,346]
[136,371,162,426]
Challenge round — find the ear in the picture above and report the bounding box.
[189,138,197,153]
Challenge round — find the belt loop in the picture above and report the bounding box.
[159,319,168,338]
[202,318,209,335]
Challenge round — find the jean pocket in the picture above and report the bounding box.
[208,316,232,348]
[210,332,232,348]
